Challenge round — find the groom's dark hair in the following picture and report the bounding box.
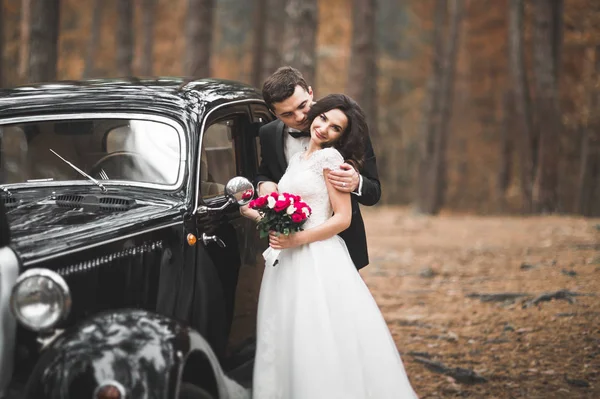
[308,94,367,170]
[262,66,310,111]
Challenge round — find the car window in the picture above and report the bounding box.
[0,117,183,187]
[200,118,237,199]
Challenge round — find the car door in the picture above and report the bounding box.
[192,104,263,372]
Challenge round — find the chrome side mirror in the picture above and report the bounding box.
[197,176,254,214]
[225,176,254,206]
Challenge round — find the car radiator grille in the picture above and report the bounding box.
[56,241,164,324]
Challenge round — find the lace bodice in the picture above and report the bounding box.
[278,147,344,229]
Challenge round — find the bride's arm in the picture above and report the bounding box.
[269,169,351,249]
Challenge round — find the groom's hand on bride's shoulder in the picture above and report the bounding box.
[327,162,360,193]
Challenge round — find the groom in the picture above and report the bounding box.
[255,66,381,270]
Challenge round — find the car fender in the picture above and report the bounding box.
[23,309,233,399]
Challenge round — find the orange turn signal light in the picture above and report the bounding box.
[187,233,197,246]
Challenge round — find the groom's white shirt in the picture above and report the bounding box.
[284,127,310,162]
[256,127,309,194]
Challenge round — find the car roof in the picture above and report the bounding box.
[0,77,264,118]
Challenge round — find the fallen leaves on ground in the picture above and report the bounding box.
[362,206,600,399]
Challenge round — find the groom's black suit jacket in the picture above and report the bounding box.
[255,120,381,270]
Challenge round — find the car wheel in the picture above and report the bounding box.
[178,382,216,399]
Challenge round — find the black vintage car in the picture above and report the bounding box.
[0,78,273,398]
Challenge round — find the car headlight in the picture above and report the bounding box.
[10,268,71,331]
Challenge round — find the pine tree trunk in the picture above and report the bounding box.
[140,0,156,76]
[497,90,514,211]
[83,0,103,78]
[577,45,600,216]
[577,127,592,215]
[282,0,318,86]
[251,0,267,88]
[551,0,563,80]
[416,0,463,215]
[28,0,60,83]
[429,0,463,214]
[0,3,3,86]
[262,0,285,82]
[416,0,446,213]
[532,0,562,213]
[116,0,134,76]
[19,0,31,81]
[347,0,378,145]
[185,0,214,77]
[508,0,535,213]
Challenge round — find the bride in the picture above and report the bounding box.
[244,94,418,398]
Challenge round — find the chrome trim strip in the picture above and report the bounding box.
[193,98,265,213]
[24,221,180,266]
[0,112,188,191]
[56,240,164,276]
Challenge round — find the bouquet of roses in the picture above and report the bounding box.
[249,192,312,266]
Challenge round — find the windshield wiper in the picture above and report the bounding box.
[50,149,107,193]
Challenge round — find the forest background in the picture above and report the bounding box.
[1,0,599,216]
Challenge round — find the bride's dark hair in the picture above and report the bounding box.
[307,94,367,170]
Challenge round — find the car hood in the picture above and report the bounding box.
[6,200,183,264]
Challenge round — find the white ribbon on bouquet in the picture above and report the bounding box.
[263,246,281,267]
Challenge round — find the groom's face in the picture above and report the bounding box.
[271,85,314,131]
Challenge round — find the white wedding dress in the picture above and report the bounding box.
[252,148,418,399]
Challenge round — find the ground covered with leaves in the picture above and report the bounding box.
[361,207,600,399]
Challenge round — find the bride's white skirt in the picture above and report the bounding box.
[252,236,418,399]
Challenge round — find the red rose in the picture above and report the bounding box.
[298,201,311,214]
[274,198,291,212]
[242,189,253,200]
[294,201,311,214]
[270,192,279,200]
[282,193,301,203]
[291,213,305,223]
[251,196,268,209]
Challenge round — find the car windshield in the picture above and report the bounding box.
[0,117,184,188]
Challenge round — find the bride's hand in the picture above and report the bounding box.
[269,231,301,249]
[240,205,261,222]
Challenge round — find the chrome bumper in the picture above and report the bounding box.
[0,246,18,398]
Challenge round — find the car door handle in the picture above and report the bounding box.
[202,233,226,248]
